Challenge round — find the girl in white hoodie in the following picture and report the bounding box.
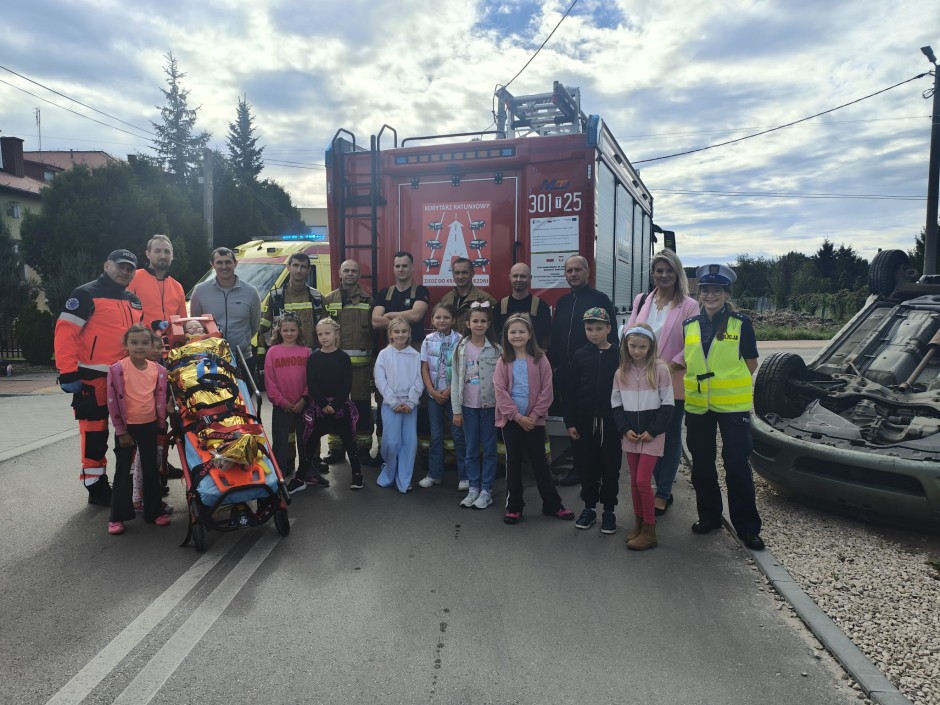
[374,317,423,493]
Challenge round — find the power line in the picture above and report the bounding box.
[265,158,326,169]
[633,72,932,164]
[617,115,929,143]
[656,187,926,201]
[502,0,579,90]
[0,65,303,227]
[0,64,154,138]
[0,77,150,141]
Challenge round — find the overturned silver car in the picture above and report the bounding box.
[751,249,940,529]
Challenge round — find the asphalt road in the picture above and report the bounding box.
[1,388,863,705]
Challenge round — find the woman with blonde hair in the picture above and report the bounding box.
[623,249,698,516]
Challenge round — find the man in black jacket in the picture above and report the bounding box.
[548,255,618,485]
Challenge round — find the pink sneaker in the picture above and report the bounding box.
[108,521,125,535]
[154,514,171,527]
[552,507,575,521]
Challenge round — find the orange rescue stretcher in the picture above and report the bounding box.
[164,315,290,551]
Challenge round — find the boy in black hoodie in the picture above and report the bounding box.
[564,307,622,534]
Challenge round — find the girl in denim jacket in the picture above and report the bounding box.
[451,302,502,509]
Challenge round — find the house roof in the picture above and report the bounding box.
[0,171,43,196]
[23,150,118,170]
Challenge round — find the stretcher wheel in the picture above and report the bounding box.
[274,508,290,536]
[192,523,206,552]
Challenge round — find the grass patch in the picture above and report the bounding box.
[755,325,842,341]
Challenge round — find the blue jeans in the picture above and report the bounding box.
[377,405,418,493]
[653,399,685,500]
[461,406,497,491]
[427,397,466,481]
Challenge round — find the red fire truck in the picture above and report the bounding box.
[326,82,664,323]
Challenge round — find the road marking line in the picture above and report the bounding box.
[44,533,236,705]
[0,428,79,463]
[112,525,289,705]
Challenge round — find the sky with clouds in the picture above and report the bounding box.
[0,0,937,266]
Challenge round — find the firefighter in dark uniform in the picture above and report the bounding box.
[682,263,764,550]
[322,259,375,462]
[257,251,325,380]
[55,249,144,505]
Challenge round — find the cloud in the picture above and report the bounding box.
[0,0,937,263]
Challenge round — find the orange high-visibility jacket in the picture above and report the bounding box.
[127,267,187,331]
[55,273,143,383]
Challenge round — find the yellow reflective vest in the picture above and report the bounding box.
[683,314,753,414]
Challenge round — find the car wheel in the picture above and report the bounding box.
[754,352,806,418]
[868,249,911,296]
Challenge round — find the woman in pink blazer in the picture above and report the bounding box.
[624,250,699,515]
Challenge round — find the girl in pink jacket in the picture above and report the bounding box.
[623,249,699,515]
[106,325,170,535]
[495,314,574,524]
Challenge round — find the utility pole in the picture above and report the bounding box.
[922,46,940,275]
[203,148,214,249]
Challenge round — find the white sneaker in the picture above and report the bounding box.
[472,490,493,510]
[457,480,470,491]
[418,476,441,488]
[460,489,480,508]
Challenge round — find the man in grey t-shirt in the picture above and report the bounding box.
[189,247,261,358]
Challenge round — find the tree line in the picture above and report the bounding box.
[9,52,302,316]
[706,239,869,312]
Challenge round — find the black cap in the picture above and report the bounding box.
[108,249,138,267]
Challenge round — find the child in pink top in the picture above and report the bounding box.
[610,324,674,551]
[132,331,173,515]
[264,313,313,477]
[494,314,574,524]
[106,325,170,535]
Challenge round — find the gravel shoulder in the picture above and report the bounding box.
[677,450,939,705]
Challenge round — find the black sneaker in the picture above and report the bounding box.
[349,473,364,490]
[575,508,596,530]
[286,477,306,495]
[307,474,330,488]
[600,511,617,534]
[323,451,345,464]
[313,460,330,474]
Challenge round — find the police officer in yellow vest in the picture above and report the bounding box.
[682,263,764,551]
[322,259,375,462]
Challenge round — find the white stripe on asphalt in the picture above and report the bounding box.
[44,533,237,705]
[0,428,79,463]
[111,524,289,705]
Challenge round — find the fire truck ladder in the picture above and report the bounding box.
[495,80,586,138]
[327,125,397,296]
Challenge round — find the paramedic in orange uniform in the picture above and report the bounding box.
[127,234,187,332]
[55,249,144,505]
[127,233,188,484]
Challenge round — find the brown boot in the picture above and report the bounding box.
[627,521,658,551]
[625,516,643,543]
